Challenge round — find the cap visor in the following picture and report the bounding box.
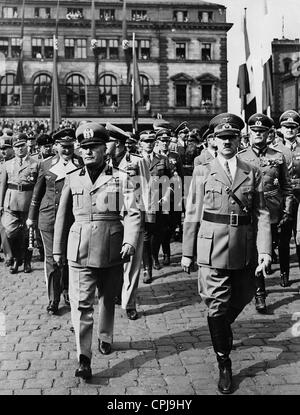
[214,130,240,137]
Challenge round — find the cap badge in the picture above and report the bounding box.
[223,123,232,130]
[83,128,94,139]
[255,120,262,126]
[287,117,294,123]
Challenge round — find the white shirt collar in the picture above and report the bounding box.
[217,154,237,181]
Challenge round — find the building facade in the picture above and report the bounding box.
[272,38,300,124]
[0,0,232,130]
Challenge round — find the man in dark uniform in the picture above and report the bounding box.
[276,110,300,285]
[238,114,293,306]
[53,122,141,380]
[35,133,55,161]
[139,130,172,282]
[0,133,41,274]
[105,122,150,320]
[181,113,272,394]
[26,128,82,315]
[155,128,183,265]
[0,136,14,265]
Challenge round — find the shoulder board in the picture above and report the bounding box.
[130,153,143,158]
[270,147,282,154]
[66,165,85,175]
[237,148,247,154]
[112,166,129,175]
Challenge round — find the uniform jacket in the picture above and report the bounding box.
[238,146,293,223]
[28,154,83,232]
[53,163,141,268]
[182,157,272,270]
[194,148,215,167]
[0,155,41,212]
[143,152,172,223]
[273,140,300,196]
[178,142,200,176]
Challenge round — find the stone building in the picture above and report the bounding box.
[0,0,232,130]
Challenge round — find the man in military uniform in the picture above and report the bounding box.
[105,122,150,320]
[26,128,82,315]
[239,113,293,305]
[35,133,54,161]
[0,133,41,274]
[194,131,217,167]
[275,110,300,284]
[181,113,272,394]
[155,128,183,265]
[139,130,172,283]
[125,134,138,155]
[53,122,141,380]
[0,136,14,264]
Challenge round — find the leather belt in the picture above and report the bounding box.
[203,211,251,226]
[75,213,121,222]
[7,183,34,191]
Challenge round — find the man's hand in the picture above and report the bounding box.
[181,256,193,274]
[121,243,135,259]
[53,254,66,267]
[257,253,272,278]
[26,218,35,228]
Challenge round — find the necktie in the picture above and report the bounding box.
[147,154,151,165]
[224,160,233,183]
[19,158,23,166]
[214,151,218,158]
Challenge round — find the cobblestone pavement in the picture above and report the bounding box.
[0,242,300,396]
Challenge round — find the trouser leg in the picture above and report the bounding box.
[97,264,123,344]
[69,263,98,361]
[143,222,153,269]
[0,222,12,259]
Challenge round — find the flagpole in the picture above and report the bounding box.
[15,0,25,86]
[90,0,98,85]
[132,32,136,135]
[50,0,61,132]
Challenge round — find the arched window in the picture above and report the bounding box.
[66,74,86,107]
[99,75,118,107]
[33,74,52,106]
[0,73,20,106]
[139,75,150,106]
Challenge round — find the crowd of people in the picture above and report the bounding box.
[0,109,299,394]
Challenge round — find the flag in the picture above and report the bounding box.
[236,9,256,122]
[50,0,61,132]
[261,0,273,115]
[90,0,99,84]
[15,0,25,85]
[131,33,142,134]
[121,0,130,84]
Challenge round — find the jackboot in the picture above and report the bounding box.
[143,267,153,284]
[255,272,267,313]
[280,272,289,288]
[24,250,32,273]
[207,315,233,394]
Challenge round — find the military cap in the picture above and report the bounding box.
[153,119,172,131]
[36,134,53,147]
[175,121,189,136]
[105,122,129,143]
[2,128,13,137]
[75,122,109,146]
[279,110,300,127]
[248,113,274,131]
[0,135,13,149]
[52,128,76,144]
[209,113,244,137]
[139,130,156,141]
[155,128,171,141]
[13,132,28,147]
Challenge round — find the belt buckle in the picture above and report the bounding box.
[230,213,238,226]
[17,184,23,192]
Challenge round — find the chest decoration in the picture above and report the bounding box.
[259,156,282,168]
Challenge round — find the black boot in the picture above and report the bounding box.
[280,272,289,288]
[9,258,19,274]
[24,250,32,273]
[255,273,267,313]
[75,354,92,380]
[143,267,153,284]
[207,315,233,394]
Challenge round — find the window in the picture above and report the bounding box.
[96,40,118,59]
[34,7,51,18]
[65,39,87,59]
[11,38,21,58]
[131,10,148,21]
[0,38,8,57]
[0,74,20,106]
[32,38,42,59]
[175,84,187,107]
[199,11,213,22]
[3,7,18,18]
[201,43,211,61]
[173,11,188,22]
[140,75,150,106]
[283,58,291,73]
[100,9,115,21]
[99,75,118,107]
[44,38,53,59]
[129,39,150,60]
[201,84,212,104]
[66,75,86,107]
[175,43,186,60]
[66,8,83,20]
[33,74,52,106]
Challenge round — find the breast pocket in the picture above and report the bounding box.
[71,187,84,209]
[109,224,124,263]
[204,183,222,209]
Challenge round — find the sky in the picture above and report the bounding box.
[208,0,300,114]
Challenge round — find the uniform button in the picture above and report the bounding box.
[231,201,235,204]
[92,202,96,206]
[55,190,58,194]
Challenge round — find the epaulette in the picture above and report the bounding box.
[269,146,282,154]
[237,148,247,154]
[130,153,143,158]
[66,165,85,175]
[112,166,130,175]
